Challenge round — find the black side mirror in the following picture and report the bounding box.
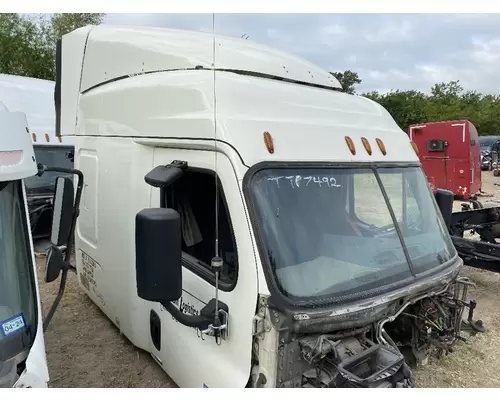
[44,245,65,283]
[50,176,75,247]
[38,164,84,334]
[435,188,454,230]
[135,208,182,303]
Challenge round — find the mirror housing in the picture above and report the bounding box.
[135,208,182,303]
[435,188,454,230]
[144,164,184,188]
[50,176,75,246]
[44,245,65,283]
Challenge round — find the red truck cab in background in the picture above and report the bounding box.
[408,120,481,199]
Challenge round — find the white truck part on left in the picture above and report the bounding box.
[0,74,76,241]
[0,102,50,388]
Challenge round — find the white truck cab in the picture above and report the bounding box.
[0,74,75,240]
[54,25,483,388]
[0,103,49,388]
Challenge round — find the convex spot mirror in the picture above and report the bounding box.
[50,176,74,247]
[44,245,65,283]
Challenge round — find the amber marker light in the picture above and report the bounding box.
[361,137,372,155]
[375,138,386,155]
[263,131,274,154]
[345,136,356,155]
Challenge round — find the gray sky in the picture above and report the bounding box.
[103,13,500,95]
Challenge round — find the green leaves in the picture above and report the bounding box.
[330,70,362,95]
[0,13,105,81]
[331,70,500,135]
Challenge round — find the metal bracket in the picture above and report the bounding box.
[170,160,188,170]
[253,313,265,336]
[202,309,229,343]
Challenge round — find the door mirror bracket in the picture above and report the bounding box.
[135,207,230,342]
[161,298,229,340]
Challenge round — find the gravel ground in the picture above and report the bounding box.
[37,171,500,388]
[37,255,175,388]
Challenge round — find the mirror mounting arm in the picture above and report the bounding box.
[37,163,83,179]
[161,298,229,333]
[161,301,212,330]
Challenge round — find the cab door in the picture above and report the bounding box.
[148,147,259,388]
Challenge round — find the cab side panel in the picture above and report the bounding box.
[74,135,155,351]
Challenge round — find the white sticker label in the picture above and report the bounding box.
[1,314,26,337]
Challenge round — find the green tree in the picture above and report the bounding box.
[49,13,105,46]
[0,14,51,79]
[365,89,428,129]
[359,75,500,135]
[0,13,105,80]
[331,70,362,94]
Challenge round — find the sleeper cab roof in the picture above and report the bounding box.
[69,25,418,164]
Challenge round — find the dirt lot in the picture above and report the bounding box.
[37,172,500,388]
[37,256,175,388]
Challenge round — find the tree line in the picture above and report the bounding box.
[332,71,500,135]
[1,14,498,136]
[0,13,105,80]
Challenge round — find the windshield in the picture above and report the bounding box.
[480,137,499,151]
[0,181,37,361]
[248,165,457,304]
[24,146,74,196]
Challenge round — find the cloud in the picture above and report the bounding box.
[103,13,500,95]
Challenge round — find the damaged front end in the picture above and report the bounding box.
[245,164,487,388]
[250,270,485,388]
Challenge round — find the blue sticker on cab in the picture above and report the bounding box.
[1,313,26,337]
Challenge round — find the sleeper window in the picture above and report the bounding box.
[167,170,238,285]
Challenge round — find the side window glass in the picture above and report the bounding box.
[169,170,238,286]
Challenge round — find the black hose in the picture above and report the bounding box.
[43,268,68,332]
